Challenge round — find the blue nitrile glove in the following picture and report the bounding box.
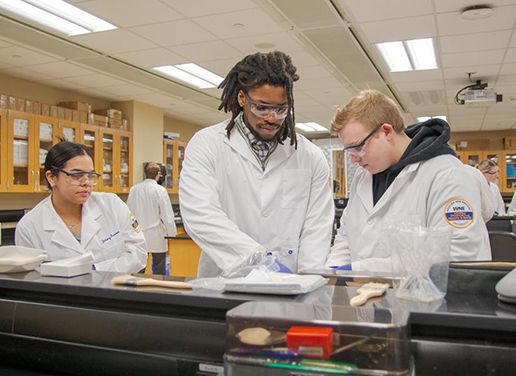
[274,260,293,274]
[329,264,352,271]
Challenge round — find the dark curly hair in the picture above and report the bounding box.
[218,51,300,148]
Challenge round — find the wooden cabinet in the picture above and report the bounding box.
[88,126,133,194]
[0,109,7,192]
[1,110,133,193]
[34,115,59,192]
[163,140,186,194]
[502,150,516,194]
[7,111,36,192]
[332,150,346,198]
[458,150,504,192]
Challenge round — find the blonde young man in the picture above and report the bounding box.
[326,90,491,272]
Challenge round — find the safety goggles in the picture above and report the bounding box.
[342,123,383,157]
[52,166,101,186]
[244,91,289,120]
[485,170,499,175]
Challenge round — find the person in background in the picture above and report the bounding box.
[179,51,334,278]
[127,162,177,275]
[508,191,516,215]
[15,141,147,272]
[326,90,491,272]
[476,159,506,215]
[463,163,496,222]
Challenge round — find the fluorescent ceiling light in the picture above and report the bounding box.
[0,0,117,36]
[305,122,327,131]
[376,41,412,72]
[175,63,224,87]
[405,38,437,70]
[153,64,223,89]
[376,38,438,72]
[417,116,447,122]
[295,123,315,132]
[296,122,328,132]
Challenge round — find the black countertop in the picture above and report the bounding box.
[0,268,515,375]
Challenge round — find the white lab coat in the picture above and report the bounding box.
[15,192,147,273]
[488,182,506,215]
[509,191,516,216]
[127,179,177,253]
[179,120,334,278]
[326,155,491,272]
[464,165,495,222]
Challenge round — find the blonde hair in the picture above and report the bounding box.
[476,159,498,173]
[331,89,405,135]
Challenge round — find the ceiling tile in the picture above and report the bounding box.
[66,74,127,88]
[495,74,516,85]
[169,41,242,62]
[0,61,13,70]
[38,79,88,91]
[442,50,505,68]
[130,20,217,47]
[0,40,12,48]
[443,64,501,79]
[359,15,436,43]
[338,0,432,23]
[437,6,516,36]
[0,67,54,82]
[77,88,120,101]
[162,0,257,18]
[225,32,303,55]
[0,46,58,67]
[288,50,321,68]
[192,8,284,39]
[198,58,240,77]
[505,48,516,63]
[303,87,354,100]
[101,84,154,96]
[297,77,347,90]
[77,0,183,27]
[397,80,445,91]
[296,65,333,80]
[434,0,516,14]
[440,30,512,54]
[26,62,94,78]
[389,70,443,83]
[114,48,187,68]
[72,29,157,54]
[501,63,516,75]
[132,92,176,102]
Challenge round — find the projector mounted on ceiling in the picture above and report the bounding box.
[455,78,503,108]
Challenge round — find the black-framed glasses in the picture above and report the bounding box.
[342,123,383,157]
[243,91,289,119]
[52,166,101,186]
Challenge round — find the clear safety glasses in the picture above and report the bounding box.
[244,91,289,120]
[52,166,101,186]
[342,123,383,157]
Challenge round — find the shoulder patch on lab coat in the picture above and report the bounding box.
[130,213,141,233]
[443,198,474,228]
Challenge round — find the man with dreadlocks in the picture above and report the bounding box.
[179,51,334,278]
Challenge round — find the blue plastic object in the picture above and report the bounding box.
[329,264,352,271]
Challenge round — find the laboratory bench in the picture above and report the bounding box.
[0,265,515,375]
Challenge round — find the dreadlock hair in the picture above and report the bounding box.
[218,51,300,148]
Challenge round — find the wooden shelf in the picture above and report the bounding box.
[14,135,28,140]
[13,164,28,168]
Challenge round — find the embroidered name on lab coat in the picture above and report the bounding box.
[444,198,474,228]
[102,231,120,244]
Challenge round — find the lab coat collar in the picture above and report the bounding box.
[221,122,263,172]
[220,120,296,174]
[357,162,420,216]
[42,197,83,255]
[81,197,102,249]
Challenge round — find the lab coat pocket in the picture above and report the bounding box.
[276,242,299,272]
[282,170,311,209]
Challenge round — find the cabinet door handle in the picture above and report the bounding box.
[36,170,40,191]
[31,170,34,182]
